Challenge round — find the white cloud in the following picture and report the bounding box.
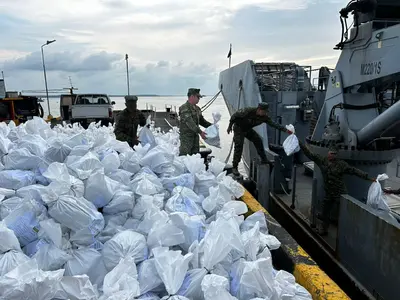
[0,0,349,93]
[0,50,30,62]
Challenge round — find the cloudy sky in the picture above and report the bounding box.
[0,0,347,95]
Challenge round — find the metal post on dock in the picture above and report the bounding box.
[125,54,130,96]
[291,164,297,209]
[1,71,5,91]
[310,178,318,228]
[277,116,283,145]
[41,39,56,119]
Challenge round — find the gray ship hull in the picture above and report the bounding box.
[219,59,400,300]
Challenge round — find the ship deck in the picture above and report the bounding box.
[275,160,400,250]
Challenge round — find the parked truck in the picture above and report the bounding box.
[60,93,115,128]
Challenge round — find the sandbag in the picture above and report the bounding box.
[367,174,390,212]
[204,112,221,148]
[102,230,149,271]
[282,124,300,156]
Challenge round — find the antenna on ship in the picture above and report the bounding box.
[66,76,78,95]
[125,54,130,95]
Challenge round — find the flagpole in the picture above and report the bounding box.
[228,44,232,68]
[125,54,130,95]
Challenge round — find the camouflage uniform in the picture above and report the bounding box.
[114,96,146,147]
[179,88,212,156]
[229,105,288,169]
[299,142,372,231]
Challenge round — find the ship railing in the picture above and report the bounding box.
[254,64,314,92]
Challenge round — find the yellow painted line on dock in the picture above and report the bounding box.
[241,189,350,300]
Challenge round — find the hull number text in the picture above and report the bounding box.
[360,61,381,76]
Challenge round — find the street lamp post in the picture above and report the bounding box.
[41,39,56,120]
[125,54,130,95]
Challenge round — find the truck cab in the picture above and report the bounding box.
[60,93,115,128]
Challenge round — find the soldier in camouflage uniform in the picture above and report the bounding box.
[299,141,375,235]
[114,95,146,147]
[227,102,291,176]
[179,88,212,156]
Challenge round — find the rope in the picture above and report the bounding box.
[201,90,221,112]
[224,87,243,164]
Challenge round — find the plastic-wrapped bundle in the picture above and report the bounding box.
[0,118,315,300]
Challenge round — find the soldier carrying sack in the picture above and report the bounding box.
[227,102,291,176]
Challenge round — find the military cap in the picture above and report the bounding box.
[125,95,138,102]
[258,102,269,111]
[328,144,339,153]
[187,88,203,98]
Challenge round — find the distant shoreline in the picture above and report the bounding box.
[24,94,189,98]
[23,94,213,98]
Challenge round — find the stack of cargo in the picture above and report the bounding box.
[0,117,312,300]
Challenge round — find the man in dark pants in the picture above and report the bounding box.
[227,102,290,176]
[299,142,375,235]
[114,95,146,147]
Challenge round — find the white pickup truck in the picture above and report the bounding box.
[60,93,115,127]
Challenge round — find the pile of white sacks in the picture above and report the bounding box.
[0,117,312,300]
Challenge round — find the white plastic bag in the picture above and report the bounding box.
[139,116,156,148]
[0,259,64,299]
[44,140,72,163]
[204,112,221,148]
[234,258,276,299]
[177,212,244,299]
[3,200,44,247]
[209,159,225,176]
[64,248,108,286]
[0,196,24,219]
[202,185,233,216]
[0,250,30,276]
[367,174,390,212]
[153,247,193,299]
[66,151,103,180]
[0,170,36,190]
[44,195,105,234]
[54,275,99,300]
[201,274,238,300]
[165,186,204,216]
[162,173,195,192]
[103,191,135,215]
[282,124,300,156]
[46,172,85,199]
[169,212,207,252]
[103,256,141,297]
[102,230,149,271]
[194,171,217,197]
[137,258,164,294]
[0,222,21,254]
[84,170,119,208]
